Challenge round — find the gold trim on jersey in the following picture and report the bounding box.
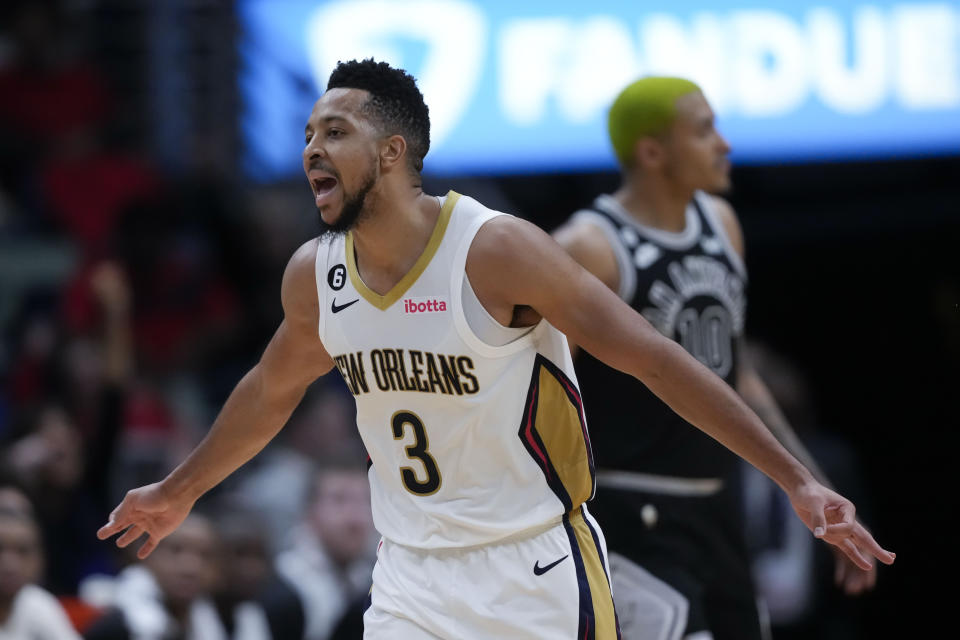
[518,354,595,513]
[345,191,459,310]
[568,507,618,639]
[535,365,593,508]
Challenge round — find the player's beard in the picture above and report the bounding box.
[318,165,377,238]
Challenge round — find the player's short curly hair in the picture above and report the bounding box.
[327,59,431,173]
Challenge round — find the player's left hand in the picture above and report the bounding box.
[832,546,877,595]
[787,481,895,571]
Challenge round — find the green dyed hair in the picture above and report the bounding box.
[608,76,702,166]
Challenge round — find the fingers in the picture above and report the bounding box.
[824,521,856,537]
[825,501,854,526]
[97,521,119,540]
[851,523,896,565]
[137,535,160,560]
[808,500,828,539]
[116,525,145,549]
[823,519,895,580]
[97,508,128,540]
[839,537,873,571]
[834,554,849,586]
[834,551,878,595]
[841,569,863,595]
[841,564,877,595]
[864,564,877,590]
[826,520,895,564]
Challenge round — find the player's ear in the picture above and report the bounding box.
[379,134,407,170]
[635,137,664,170]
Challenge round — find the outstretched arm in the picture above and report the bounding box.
[468,216,895,570]
[97,240,335,558]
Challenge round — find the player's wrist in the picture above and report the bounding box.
[773,459,817,496]
[159,468,205,506]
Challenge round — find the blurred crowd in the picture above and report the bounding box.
[1,2,378,638]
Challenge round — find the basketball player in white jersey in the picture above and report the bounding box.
[97,60,894,640]
[554,77,882,639]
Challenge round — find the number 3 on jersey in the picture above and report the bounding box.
[391,410,442,496]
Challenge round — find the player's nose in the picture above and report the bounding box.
[717,134,731,154]
[303,135,327,164]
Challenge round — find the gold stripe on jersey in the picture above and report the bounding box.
[536,366,592,506]
[519,355,595,512]
[568,507,618,639]
[345,191,460,310]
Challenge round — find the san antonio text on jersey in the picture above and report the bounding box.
[571,192,748,479]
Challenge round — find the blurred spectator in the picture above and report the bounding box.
[82,512,229,640]
[6,403,83,493]
[275,462,376,640]
[107,182,264,400]
[41,158,159,260]
[212,507,304,640]
[0,474,33,516]
[0,0,110,216]
[0,506,81,639]
[3,399,115,595]
[2,289,61,418]
[227,383,362,552]
[326,597,366,640]
[1,262,133,595]
[0,0,163,258]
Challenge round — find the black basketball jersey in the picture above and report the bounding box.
[573,191,748,479]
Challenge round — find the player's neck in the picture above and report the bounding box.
[614,177,692,233]
[349,186,442,295]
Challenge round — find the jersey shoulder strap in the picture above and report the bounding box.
[570,200,637,302]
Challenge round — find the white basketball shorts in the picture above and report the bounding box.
[364,505,621,639]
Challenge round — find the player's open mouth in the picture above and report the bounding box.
[310,174,339,207]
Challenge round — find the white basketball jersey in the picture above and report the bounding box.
[314,191,596,549]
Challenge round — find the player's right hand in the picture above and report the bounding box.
[96,482,195,559]
[787,480,895,571]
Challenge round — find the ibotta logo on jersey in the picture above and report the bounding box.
[403,297,448,314]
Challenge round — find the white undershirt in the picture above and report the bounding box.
[461,274,531,347]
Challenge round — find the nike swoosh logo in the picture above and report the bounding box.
[331,298,359,313]
[533,554,569,576]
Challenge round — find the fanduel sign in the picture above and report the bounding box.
[239,0,960,179]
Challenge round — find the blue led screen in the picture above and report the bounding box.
[239,0,960,179]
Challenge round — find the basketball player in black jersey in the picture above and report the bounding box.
[554,77,880,639]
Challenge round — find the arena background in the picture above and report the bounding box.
[1,0,956,637]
